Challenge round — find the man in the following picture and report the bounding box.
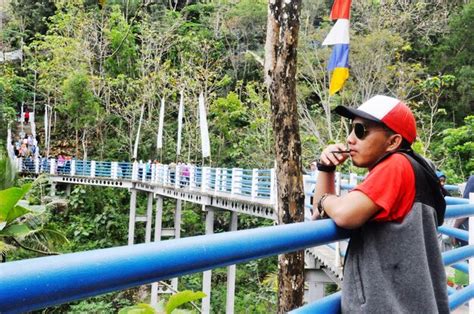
[436,170,451,197]
[312,95,448,313]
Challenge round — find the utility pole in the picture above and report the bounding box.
[264,0,305,312]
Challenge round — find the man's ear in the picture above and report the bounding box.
[387,134,403,151]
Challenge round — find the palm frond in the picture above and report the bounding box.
[0,151,17,190]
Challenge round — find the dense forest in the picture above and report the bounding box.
[0,0,473,312]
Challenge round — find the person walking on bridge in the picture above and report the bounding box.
[312,95,449,313]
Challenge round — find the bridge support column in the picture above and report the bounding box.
[50,182,56,197]
[469,193,474,313]
[151,196,164,307]
[304,269,332,301]
[171,199,182,291]
[202,207,214,314]
[127,189,137,245]
[145,193,153,243]
[226,211,238,314]
[65,184,72,196]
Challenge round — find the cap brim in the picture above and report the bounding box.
[335,105,381,123]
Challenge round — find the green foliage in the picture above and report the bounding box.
[430,2,474,121]
[0,151,17,190]
[119,290,206,314]
[119,303,156,314]
[166,290,206,313]
[105,5,139,78]
[5,0,57,46]
[0,184,32,227]
[439,116,474,181]
[62,71,101,130]
[0,181,68,258]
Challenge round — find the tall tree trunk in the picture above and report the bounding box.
[264,0,304,312]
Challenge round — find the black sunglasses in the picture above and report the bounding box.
[350,122,369,140]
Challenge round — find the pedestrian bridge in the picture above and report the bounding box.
[4,155,473,313]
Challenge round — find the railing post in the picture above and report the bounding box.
[150,164,156,183]
[175,164,181,189]
[34,157,40,174]
[251,168,258,200]
[91,161,96,178]
[49,158,56,175]
[335,172,342,267]
[157,164,167,185]
[202,207,214,314]
[469,192,474,313]
[151,196,164,307]
[231,168,237,195]
[349,172,357,186]
[202,167,210,192]
[128,189,137,245]
[17,157,23,172]
[270,168,276,204]
[111,162,118,179]
[226,211,238,314]
[141,162,147,183]
[335,172,341,195]
[132,161,138,181]
[215,168,221,192]
[189,166,196,189]
[70,160,76,176]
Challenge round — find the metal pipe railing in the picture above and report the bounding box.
[0,220,351,313]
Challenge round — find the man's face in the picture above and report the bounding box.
[310,162,317,171]
[346,117,396,169]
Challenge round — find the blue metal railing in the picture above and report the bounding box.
[0,219,351,313]
[2,203,474,313]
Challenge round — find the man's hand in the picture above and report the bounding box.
[319,143,350,167]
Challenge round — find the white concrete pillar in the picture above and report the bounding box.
[34,157,40,174]
[231,168,238,195]
[251,168,258,200]
[189,166,196,189]
[202,207,214,314]
[50,182,56,197]
[469,193,474,314]
[128,189,137,245]
[151,164,157,183]
[270,168,276,204]
[70,160,76,176]
[132,161,139,181]
[202,167,210,192]
[111,162,118,179]
[335,172,342,267]
[50,159,56,175]
[226,212,238,314]
[175,164,181,189]
[145,193,154,243]
[91,161,96,178]
[151,196,164,307]
[215,168,222,192]
[171,199,182,291]
[349,173,358,186]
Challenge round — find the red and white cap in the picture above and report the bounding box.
[335,95,417,144]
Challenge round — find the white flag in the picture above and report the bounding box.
[133,104,145,160]
[44,105,48,143]
[176,91,184,156]
[156,97,165,149]
[322,19,350,46]
[199,92,211,158]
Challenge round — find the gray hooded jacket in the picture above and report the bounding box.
[342,152,449,313]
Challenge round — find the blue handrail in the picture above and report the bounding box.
[0,220,351,313]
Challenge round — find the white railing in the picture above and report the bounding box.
[12,157,278,202]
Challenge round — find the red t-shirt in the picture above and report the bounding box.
[353,154,415,222]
